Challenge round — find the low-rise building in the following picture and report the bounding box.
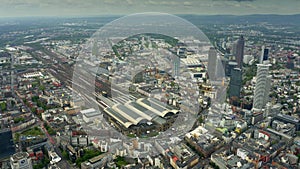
[185,126,223,157]
[81,153,111,169]
[166,143,199,169]
[10,152,33,169]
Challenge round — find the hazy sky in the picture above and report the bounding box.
[0,0,299,17]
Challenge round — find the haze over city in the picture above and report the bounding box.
[0,0,299,17]
[0,0,300,169]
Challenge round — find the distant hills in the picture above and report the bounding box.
[0,14,299,29]
[179,14,300,25]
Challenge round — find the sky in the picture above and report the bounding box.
[0,0,299,17]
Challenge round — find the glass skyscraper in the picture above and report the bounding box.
[235,35,244,69]
[0,128,15,159]
[229,68,242,98]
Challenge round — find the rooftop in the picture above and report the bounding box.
[88,153,106,164]
[276,114,299,123]
[103,97,178,129]
[11,152,29,161]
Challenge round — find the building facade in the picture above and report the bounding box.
[10,152,33,169]
[235,35,244,69]
[259,46,269,64]
[208,47,217,81]
[253,63,271,111]
[172,55,180,77]
[228,68,242,98]
[0,128,15,159]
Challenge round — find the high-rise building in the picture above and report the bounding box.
[232,42,237,56]
[208,47,217,80]
[0,127,15,159]
[264,75,272,106]
[253,63,271,111]
[225,54,235,61]
[259,46,269,64]
[216,56,225,80]
[221,57,228,76]
[286,53,295,69]
[235,35,244,69]
[172,55,180,77]
[225,61,238,77]
[229,68,242,98]
[10,152,33,169]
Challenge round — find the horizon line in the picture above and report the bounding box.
[0,13,300,19]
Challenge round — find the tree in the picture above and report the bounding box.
[31,107,37,113]
[0,102,6,111]
[45,124,56,135]
[209,162,220,169]
[75,149,102,167]
[114,156,129,168]
[39,85,45,91]
[62,151,68,159]
[198,117,204,124]
[14,117,25,124]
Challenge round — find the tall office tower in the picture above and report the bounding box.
[253,63,271,111]
[232,42,237,56]
[172,55,180,77]
[221,57,228,76]
[228,68,242,98]
[286,53,295,69]
[225,61,238,77]
[10,152,33,169]
[235,35,245,69]
[0,126,15,159]
[259,46,269,64]
[216,56,225,80]
[264,75,272,105]
[208,47,217,80]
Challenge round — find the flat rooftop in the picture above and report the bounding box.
[88,153,106,164]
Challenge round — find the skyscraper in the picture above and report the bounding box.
[172,55,180,77]
[253,63,271,111]
[264,75,272,106]
[259,46,269,64]
[286,53,295,69]
[0,127,15,159]
[229,68,242,98]
[232,43,237,56]
[208,47,217,80]
[225,61,238,77]
[235,35,244,69]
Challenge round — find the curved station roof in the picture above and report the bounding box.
[103,98,179,128]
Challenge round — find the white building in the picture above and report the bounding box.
[81,108,102,123]
[10,152,33,169]
[253,63,271,111]
[243,55,254,64]
[22,72,43,78]
[49,151,61,165]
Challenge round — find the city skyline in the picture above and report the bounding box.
[0,0,299,18]
[0,1,300,168]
